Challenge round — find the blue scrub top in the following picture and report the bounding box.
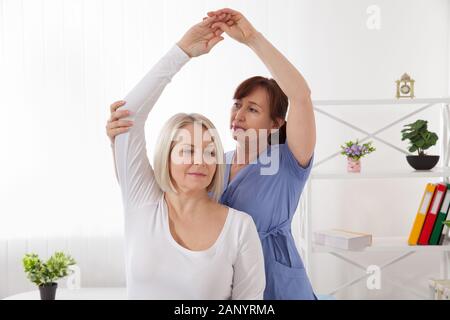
[219,143,316,300]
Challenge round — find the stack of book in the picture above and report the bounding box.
[408,183,450,245]
[313,229,372,250]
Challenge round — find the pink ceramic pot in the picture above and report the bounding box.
[347,157,361,173]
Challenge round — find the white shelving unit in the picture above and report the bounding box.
[296,98,450,299]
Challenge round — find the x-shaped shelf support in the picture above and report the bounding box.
[312,103,447,169]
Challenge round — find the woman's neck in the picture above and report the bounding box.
[164,191,212,219]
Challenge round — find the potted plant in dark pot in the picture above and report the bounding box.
[22,252,76,300]
[401,119,439,170]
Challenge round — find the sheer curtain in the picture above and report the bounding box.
[0,0,275,239]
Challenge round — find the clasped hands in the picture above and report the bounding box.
[177,8,259,58]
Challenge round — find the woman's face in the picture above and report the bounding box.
[169,123,217,195]
[230,87,282,144]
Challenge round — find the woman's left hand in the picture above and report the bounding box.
[207,8,259,46]
[177,14,230,58]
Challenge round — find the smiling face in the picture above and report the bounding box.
[169,123,218,195]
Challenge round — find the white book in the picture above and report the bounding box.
[313,229,373,250]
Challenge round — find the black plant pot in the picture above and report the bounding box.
[406,155,440,170]
[39,282,58,300]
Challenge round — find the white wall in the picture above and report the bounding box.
[0,0,449,299]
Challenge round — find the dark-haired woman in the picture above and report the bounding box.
[107,8,316,300]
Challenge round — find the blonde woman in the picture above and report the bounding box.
[113,15,265,299]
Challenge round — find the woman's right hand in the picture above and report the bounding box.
[106,100,134,145]
[208,8,259,46]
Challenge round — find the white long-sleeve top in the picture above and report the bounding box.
[113,45,266,300]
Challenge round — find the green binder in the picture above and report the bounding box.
[429,183,450,245]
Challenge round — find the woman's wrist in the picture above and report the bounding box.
[246,31,264,49]
[176,41,193,58]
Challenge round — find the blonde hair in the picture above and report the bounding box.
[153,113,225,201]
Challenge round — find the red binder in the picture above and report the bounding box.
[418,183,447,245]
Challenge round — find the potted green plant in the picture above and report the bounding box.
[401,119,439,170]
[22,252,76,300]
[340,139,376,172]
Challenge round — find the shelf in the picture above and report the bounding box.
[302,97,450,296]
[311,166,450,180]
[312,98,450,106]
[312,237,450,253]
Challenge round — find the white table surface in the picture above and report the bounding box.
[3,287,127,300]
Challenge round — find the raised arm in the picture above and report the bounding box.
[107,15,229,185]
[209,8,316,167]
[110,16,226,209]
[114,45,190,210]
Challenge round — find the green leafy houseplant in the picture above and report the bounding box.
[23,252,76,300]
[401,120,438,156]
[401,119,440,170]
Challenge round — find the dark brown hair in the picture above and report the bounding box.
[233,76,288,144]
